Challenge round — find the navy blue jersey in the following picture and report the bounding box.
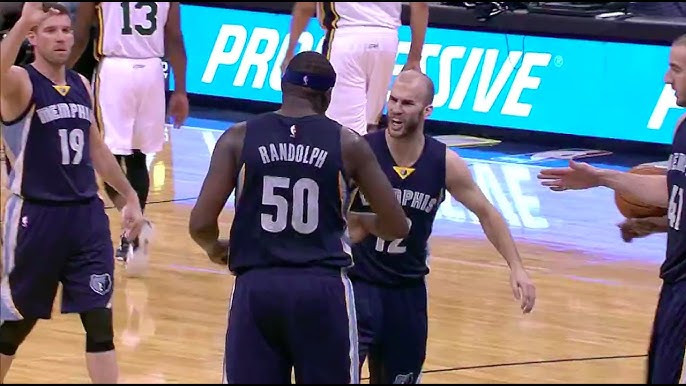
[1,65,98,202]
[664,117,686,283]
[228,112,353,273]
[348,131,447,286]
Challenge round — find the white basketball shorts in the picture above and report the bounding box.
[323,26,399,135]
[94,56,166,155]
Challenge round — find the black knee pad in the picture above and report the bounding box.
[80,308,115,353]
[0,319,37,356]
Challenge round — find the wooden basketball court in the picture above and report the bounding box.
[0,130,662,384]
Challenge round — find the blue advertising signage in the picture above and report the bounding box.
[173,4,685,145]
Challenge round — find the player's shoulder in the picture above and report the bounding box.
[6,65,30,81]
[425,133,447,147]
[74,71,90,86]
[340,124,368,148]
[213,121,247,158]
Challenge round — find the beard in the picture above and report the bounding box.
[387,113,422,138]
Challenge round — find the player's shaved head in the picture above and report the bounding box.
[674,34,686,47]
[395,70,435,106]
[280,51,336,114]
[282,51,336,97]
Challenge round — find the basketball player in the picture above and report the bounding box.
[66,2,189,274]
[537,33,686,384]
[189,51,410,384]
[346,70,537,384]
[0,3,146,383]
[282,2,429,135]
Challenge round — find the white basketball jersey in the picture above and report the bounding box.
[95,2,170,59]
[318,2,402,30]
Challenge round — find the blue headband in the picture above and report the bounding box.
[282,69,336,91]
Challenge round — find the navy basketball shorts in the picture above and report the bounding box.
[223,266,359,384]
[1,194,114,322]
[646,279,686,383]
[353,279,428,384]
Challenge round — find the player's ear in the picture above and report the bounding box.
[321,88,333,111]
[423,104,433,119]
[26,30,37,46]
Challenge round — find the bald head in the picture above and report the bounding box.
[395,70,435,106]
[675,34,686,47]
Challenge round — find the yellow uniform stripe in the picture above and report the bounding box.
[94,3,104,60]
[92,67,106,139]
[320,2,340,60]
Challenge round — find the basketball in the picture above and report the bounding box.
[614,165,668,218]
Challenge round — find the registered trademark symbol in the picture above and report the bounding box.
[554,55,564,68]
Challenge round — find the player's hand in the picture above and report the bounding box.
[618,216,669,242]
[347,213,370,244]
[280,53,294,75]
[537,160,603,192]
[207,239,229,266]
[402,59,422,72]
[121,200,145,241]
[167,91,189,129]
[20,2,61,28]
[509,267,536,314]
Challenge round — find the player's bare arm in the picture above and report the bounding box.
[164,2,189,127]
[78,74,144,236]
[405,2,429,71]
[164,2,186,94]
[538,160,668,208]
[66,2,96,68]
[445,149,536,313]
[0,4,42,120]
[189,122,246,264]
[619,216,669,243]
[341,128,409,240]
[281,2,317,72]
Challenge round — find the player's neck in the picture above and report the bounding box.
[278,98,320,118]
[31,58,67,85]
[385,130,425,167]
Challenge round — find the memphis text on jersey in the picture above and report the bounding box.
[36,102,92,124]
[357,188,441,214]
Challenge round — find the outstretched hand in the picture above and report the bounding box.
[537,160,603,192]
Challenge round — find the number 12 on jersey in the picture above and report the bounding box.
[375,218,412,254]
[669,185,684,230]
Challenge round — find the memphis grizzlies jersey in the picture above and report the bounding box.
[228,112,352,274]
[664,117,686,283]
[95,2,170,59]
[348,131,446,286]
[1,65,98,202]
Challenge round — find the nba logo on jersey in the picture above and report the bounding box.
[290,125,297,138]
